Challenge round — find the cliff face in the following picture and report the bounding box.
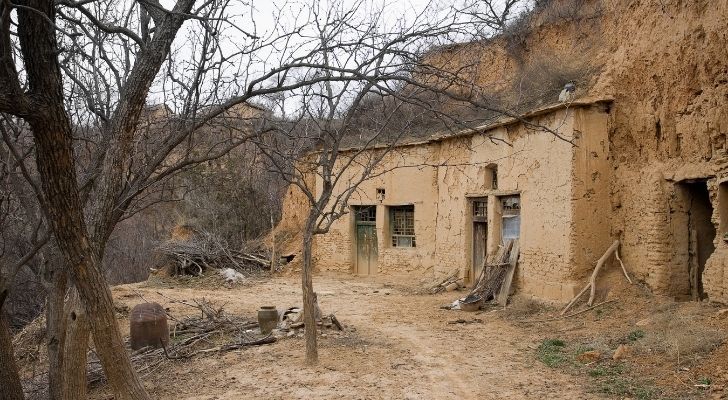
[427,0,728,299]
[594,0,728,301]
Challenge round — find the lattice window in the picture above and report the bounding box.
[355,206,377,223]
[473,200,487,217]
[390,205,415,247]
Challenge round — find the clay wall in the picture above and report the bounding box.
[313,145,440,276]
[422,0,728,301]
[278,0,728,301]
[302,104,611,300]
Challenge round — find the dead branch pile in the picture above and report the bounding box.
[429,269,463,293]
[155,230,270,276]
[467,239,520,305]
[87,297,274,386]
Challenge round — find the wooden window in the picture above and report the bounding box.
[501,195,520,240]
[355,205,376,223]
[390,205,415,247]
[473,200,487,218]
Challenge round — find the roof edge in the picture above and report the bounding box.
[336,97,614,153]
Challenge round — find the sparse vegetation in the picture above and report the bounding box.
[537,338,567,367]
[627,329,646,342]
[598,376,656,400]
[588,363,624,378]
[697,376,712,389]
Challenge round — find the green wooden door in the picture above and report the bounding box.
[356,224,378,275]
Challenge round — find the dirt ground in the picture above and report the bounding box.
[89,271,728,400]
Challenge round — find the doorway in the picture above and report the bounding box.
[354,206,378,275]
[678,181,716,300]
[471,198,488,282]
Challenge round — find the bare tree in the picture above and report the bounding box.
[250,0,543,364]
[0,0,537,396]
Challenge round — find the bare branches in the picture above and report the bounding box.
[461,0,526,34]
[56,0,145,46]
[0,0,29,115]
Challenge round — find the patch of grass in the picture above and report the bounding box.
[537,338,567,367]
[627,329,646,342]
[588,363,624,378]
[696,376,712,390]
[573,345,594,355]
[598,377,656,400]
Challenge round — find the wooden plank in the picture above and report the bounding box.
[689,229,699,301]
[497,239,519,305]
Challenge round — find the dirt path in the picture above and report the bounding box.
[110,274,596,399]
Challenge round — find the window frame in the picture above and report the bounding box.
[500,195,521,241]
[389,205,416,248]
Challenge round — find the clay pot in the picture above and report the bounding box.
[460,295,484,312]
[258,306,279,334]
[130,302,169,350]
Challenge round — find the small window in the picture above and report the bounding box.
[473,200,487,217]
[490,165,498,189]
[501,195,520,240]
[390,205,415,247]
[376,188,386,202]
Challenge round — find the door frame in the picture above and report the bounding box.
[470,197,488,283]
[353,205,378,275]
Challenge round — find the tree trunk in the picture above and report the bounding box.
[43,260,68,399]
[46,266,67,399]
[29,120,148,400]
[14,0,148,397]
[302,213,318,365]
[0,312,24,400]
[62,289,90,400]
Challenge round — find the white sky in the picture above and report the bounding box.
[146,0,520,114]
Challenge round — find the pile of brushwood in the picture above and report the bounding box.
[458,239,520,309]
[155,229,270,276]
[88,296,275,386]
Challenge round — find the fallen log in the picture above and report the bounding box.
[588,240,620,306]
[219,335,277,351]
[561,240,627,315]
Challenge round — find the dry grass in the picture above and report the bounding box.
[636,305,726,365]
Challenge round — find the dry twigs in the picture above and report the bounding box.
[430,269,463,293]
[528,300,618,323]
[156,230,270,276]
[468,239,518,303]
[87,297,275,386]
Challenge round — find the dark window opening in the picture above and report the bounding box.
[490,165,498,189]
[376,188,386,202]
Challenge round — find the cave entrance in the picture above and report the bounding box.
[677,181,715,300]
